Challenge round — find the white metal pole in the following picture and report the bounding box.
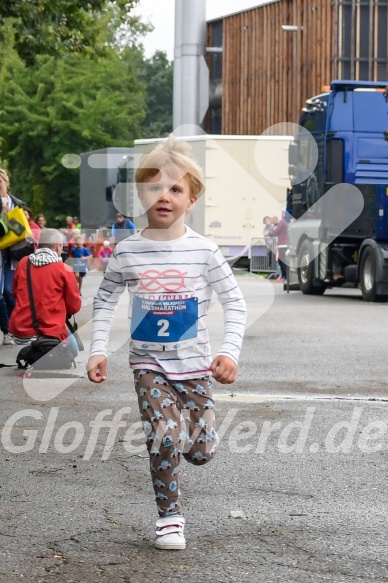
[173,0,207,135]
[173,0,183,130]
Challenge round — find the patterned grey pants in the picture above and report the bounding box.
[134,370,218,517]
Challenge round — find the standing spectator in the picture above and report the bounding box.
[97,240,113,272]
[0,171,14,344]
[0,169,25,318]
[262,215,273,247]
[70,236,92,294]
[262,215,271,231]
[111,212,136,243]
[23,207,41,242]
[8,228,81,357]
[271,209,288,282]
[267,215,282,279]
[35,214,47,229]
[65,215,76,232]
[60,216,76,259]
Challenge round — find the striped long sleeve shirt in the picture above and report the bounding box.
[90,227,247,381]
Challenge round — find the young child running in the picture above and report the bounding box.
[87,135,247,550]
[70,236,92,294]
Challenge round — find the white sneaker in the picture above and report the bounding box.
[2,334,15,346]
[155,515,186,550]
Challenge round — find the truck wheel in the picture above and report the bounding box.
[360,246,387,302]
[297,240,326,295]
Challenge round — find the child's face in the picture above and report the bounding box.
[140,171,196,231]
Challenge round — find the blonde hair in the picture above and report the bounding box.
[135,134,204,198]
[0,169,9,184]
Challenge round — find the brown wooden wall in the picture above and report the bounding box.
[208,0,388,135]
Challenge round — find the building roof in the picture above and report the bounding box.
[207,0,280,23]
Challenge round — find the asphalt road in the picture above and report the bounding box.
[1,271,388,583]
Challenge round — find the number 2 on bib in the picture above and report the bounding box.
[157,319,169,337]
[131,295,198,350]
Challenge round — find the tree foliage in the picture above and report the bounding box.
[0,4,173,223]
[0,0,143,65]
[0,26,146,217]
[138,51,173,139]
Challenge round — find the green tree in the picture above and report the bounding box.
[0,36,146,217]
[0,0,143,65]
[137,51,173,138]
[0,8,174,223]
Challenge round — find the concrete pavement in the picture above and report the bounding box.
[1,272,388,582]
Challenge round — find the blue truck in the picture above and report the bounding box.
[287,80,388,301]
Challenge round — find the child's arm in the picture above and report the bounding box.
[87,250,126,382]
[208,247,247,384]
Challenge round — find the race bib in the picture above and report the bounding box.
[131,295,198,351]
[72,258,87,272]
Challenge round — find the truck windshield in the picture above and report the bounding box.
[353,91,388,132]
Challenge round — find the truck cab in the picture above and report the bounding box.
[287,80,388,301]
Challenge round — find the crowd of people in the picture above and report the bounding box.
[1,162,288,359]
[1,164,288,352]
[0,169,136,346]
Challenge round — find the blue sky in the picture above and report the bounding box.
[135,0,268,59]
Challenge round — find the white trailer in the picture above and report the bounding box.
[134,135,292,265]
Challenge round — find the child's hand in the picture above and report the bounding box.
[87,355,107,383]
[210,355,238,384]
